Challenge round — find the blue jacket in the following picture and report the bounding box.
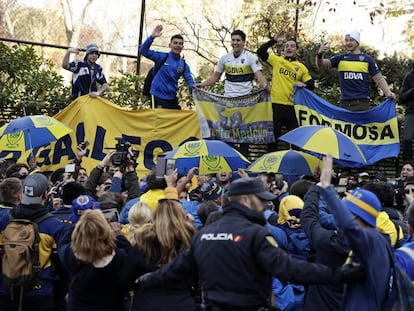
[0,204,65,310]
[395,241,414,281]
[301,185,349,311]
[140,36,195,100]
[320,186,392,311]
[140,202,344,310]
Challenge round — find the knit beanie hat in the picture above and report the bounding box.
[345,30,360,45]
[277,195,304,228]
[342,189,380,227]
[84,43,100,59]
[61,182,85,205]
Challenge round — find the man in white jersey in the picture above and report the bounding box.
[197,30,269,157]
[198,30,268,96]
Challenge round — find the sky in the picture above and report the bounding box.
[309,0,411,56]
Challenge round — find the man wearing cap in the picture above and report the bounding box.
[62,43,108,100]
[137,177,364,311]
[318,154,392,310]
[316,30,395,111]
[0,173,65,311]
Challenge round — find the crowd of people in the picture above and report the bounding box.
[0,24,412,311]
[0,141,414,310]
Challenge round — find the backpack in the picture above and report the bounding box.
[383,246,414,311]
[142,53,169,96]
[1,213,53,310]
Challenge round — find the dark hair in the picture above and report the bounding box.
[50,168,65,185]
[231,29,246,41]
[197,200,219,225]
[362,182,394,208]
[5,163,29,178]
[402,161,414,171]
[98,172,112,185]
[290,179,313,200]
[99,191,124,212]
[170,34,184,42]
[0,177,22,203]
[61,182,85,205]
[146,172,167,190]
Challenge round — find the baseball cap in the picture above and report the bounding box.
[342,189,380,227]
[70,195,100,223]
[21,173,49,205]
[228,177,276,201]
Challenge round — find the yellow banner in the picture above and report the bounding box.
[1,96,201,177]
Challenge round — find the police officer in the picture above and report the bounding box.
[137,177,363,311]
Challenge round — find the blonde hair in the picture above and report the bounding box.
[133,199,195,265]
[71,209,116,264]
[127,201,153,244]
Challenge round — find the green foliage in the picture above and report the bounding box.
[0,43,70,125]
[107,73,149,110]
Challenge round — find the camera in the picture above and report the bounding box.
[271,179,284,191]
[50,180,64,199]
[112,136,132,167]
[393,179,406,207]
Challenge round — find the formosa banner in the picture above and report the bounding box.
[193,88,275,143]
[0,96,201,176]
[294,88,399,165]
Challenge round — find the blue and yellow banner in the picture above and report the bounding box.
[294,88,399,164]
[193,88,274,143]
[0,96,201,176]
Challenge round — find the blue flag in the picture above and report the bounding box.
[294,88,399,165]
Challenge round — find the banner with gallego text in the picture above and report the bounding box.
[0,95,201,177]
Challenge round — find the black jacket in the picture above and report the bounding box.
[301,185,350,311]
[140,202,343,310]
[400,69,414,114]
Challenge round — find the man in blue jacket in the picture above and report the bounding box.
[318,154,392,310]
[137,177,364,311]
[140,24,195,109]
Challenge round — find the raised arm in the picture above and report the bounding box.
[62,47,79,70]
[315,42,332,71]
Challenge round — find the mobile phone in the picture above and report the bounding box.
[155,156,166,178]
[65,163,76,173]
[79,141,90,149]
[155,157,176,177]
[165,159,176,175]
